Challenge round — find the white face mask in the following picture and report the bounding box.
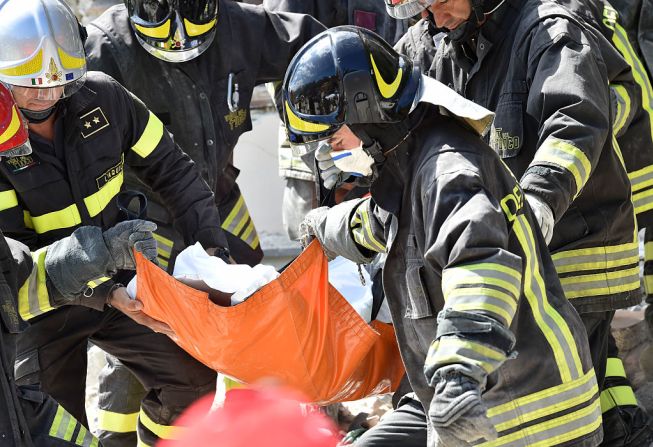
[331,143,375,177]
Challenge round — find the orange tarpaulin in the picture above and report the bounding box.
[135,240,405,404]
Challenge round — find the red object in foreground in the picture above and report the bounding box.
[135,240,405,404]
[158,387,339,447]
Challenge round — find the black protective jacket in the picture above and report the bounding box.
[85,2,325,263]
[426,0,640,313]
[0,72,226,308]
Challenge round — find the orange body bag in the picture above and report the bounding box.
[135,240,405,404]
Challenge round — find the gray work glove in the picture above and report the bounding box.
[525,192,554,245]
[298,206,330,249]
[315,141,344,190]
[429,368,497,446]
[103,220,158,270]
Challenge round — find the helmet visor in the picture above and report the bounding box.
[127,0,171,25]
[9,73,85,100]
[384,0,434,19]
[179,0,218,23]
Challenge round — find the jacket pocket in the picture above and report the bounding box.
[405,262,435,319]
[490,101,525,159]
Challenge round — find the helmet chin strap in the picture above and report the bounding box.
[20,103,58,124]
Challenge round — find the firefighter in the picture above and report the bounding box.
[288,25,601,446]
[0,0,230,445]
[385,0,650,445]
[392,1,653,443]
[263,0,413,240]
[83,1,324,443]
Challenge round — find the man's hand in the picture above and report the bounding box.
[297,206,330,249]
[108,286,176,339]
[315,141,344,190]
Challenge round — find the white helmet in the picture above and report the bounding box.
[0,0,87,100]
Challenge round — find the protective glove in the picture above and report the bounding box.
[429,368,497,446]
[297,206,330,249]
[524,192,554,244]
[315,141,344,190]
[103,220,158,270]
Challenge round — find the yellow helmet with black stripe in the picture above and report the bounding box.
[282,26,420,155]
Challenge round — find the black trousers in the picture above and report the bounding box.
[1,323,99,446]
[14,306,216,446]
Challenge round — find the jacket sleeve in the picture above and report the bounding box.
[520,18,611,220]
[0,177,39,250]
[254,8,327,83]
[420,168,519,385]
[110,78,229,250]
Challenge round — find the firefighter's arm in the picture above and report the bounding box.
[84,22,124,84]
[0,177,39,250]
[11,221,158,322]
[254,7,326,83]
[520,19,611,220]
[116,79,229,251]
[262,0,342,28]
[421,169,519,386]
[299,197,386,263]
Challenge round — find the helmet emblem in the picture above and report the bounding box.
[171,29,185,49]
[45,58,62,84]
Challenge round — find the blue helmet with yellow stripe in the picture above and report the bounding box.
[282,26,420,155]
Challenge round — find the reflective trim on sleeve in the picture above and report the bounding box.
[551,242,639,274]
[153,233,173,260]
[87,276,112,289]
[629,165,653,194]
[611,84,631,136]
[23,210,34,229]
[18,247,54,321]
[84,171,124,218]
[556,267,641,300]
[131,112,164,158]
[351,199,386,253]
[0,188,18,211]
[74,425,99,447]
[221,195,260,249]
[31,204,82,234]
[606,357,628,378]
[633,187,653,215]
[532,137,592,198]
[48,404,87,443]
[425,337,507,375]
[97,409,139,434]
[600,386,638,413]
[139,408,183,440]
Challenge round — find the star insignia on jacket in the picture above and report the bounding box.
[79,107,110,139]
[45,58,62,84]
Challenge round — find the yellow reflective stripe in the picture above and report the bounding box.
[97,409,138,433]
[250,234,260,249]
[84,171,123,217]
[513,214,583,382]
[0,189,18,211]
[131,112,164,158]
[284,102,330,133]
[532,138,592,197]
[611,84,631,135]
[0,106,20,145]
[600,386,638,412]
[551,241,639,274]
[478,395,601,447]
[558,267,641,299]
[612,22,653,138]
[74,425,98,447]
[18,247,53,321]
[57,47,85,70]
[427,337,506,374]
[49,405,66,437]
[221,195,245,232]
[0,48,42,76]
[445,262,521,281]
[488,369,598,432]
[360,205,385,252]
[449,302,514,327]
[31,204,82,234]
[157,257,169,268]
[63,415,76,441]
[370,54,403,99]
[444,277,520,299]
[633,187,653,215]
[184,18,216,37]
[87,276,111,289]
[606,357,627,378]
[630,165,653,194]
[139,409,183,440]
[240,220,256,243]
[446,287,517,312]
[134,20,171,39]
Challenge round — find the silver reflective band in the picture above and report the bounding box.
[135,33,214,63]
[0,142,32,158]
